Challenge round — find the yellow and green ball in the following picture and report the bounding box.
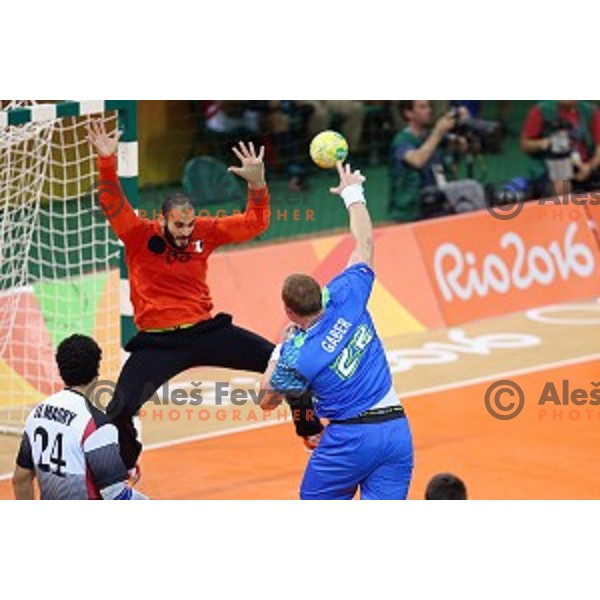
[309,130,349,169]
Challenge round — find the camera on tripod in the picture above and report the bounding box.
[448,105,503,153]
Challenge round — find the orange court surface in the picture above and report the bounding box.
[2,297,599,500]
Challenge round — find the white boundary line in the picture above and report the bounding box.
[401,351,600,399]
[138,350,600,459]
[2,351,599,483]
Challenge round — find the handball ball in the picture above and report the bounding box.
[309,130,348,169]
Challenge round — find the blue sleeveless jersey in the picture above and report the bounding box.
[270,263,392,421]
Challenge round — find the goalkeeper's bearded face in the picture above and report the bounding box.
[162,208,196,249]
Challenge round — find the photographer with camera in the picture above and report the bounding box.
[388,100,486,222]
[521,100,600,197]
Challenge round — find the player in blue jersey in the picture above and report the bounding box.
[259,161,414,500]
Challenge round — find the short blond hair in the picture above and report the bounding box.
[282,274,322,316]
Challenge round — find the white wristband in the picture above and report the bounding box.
[341,184,366,209]
[270,344,282,363]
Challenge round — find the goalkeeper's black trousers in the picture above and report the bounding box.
[106,313,323,470]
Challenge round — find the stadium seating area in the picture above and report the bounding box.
[136,100,551,244]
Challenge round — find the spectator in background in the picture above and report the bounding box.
[425,473,468,500]
[521,100,600,197]
[200,101,307,191]
[202,101,260,135]
[392,101,449,130]
[388,100,485,222]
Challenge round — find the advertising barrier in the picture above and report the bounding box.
[208,226,444,342]
[413,202,600,326]
[210,198,600,338]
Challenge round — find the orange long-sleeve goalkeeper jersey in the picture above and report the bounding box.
[98,155,270,331]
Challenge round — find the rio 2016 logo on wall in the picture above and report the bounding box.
[434,222,596,302]
[414,202,600,326]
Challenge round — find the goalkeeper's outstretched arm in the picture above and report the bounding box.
[330,161,373,268]
[208,141,271,246]
[86,120,141,242]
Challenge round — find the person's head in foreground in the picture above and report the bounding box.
[282,273,324,329]
[280,161,367,331]
[425,473,468,500]
[56,333,101,389]
[13,333,148,500]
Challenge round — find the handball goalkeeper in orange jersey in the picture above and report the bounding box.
[86,121,322,474]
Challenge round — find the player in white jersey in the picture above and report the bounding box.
[12,335,147,500]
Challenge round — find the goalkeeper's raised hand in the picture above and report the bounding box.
[86,119,122,157]
[228,141,266,190]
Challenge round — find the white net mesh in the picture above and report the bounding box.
[0,101,121,434]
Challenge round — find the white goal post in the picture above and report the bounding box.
[0,100,138,434]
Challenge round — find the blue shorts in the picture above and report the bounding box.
[300,416,414,500]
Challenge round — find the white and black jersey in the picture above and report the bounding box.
[16,389,143,500]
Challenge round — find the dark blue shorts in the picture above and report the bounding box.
[300,417,414,500]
